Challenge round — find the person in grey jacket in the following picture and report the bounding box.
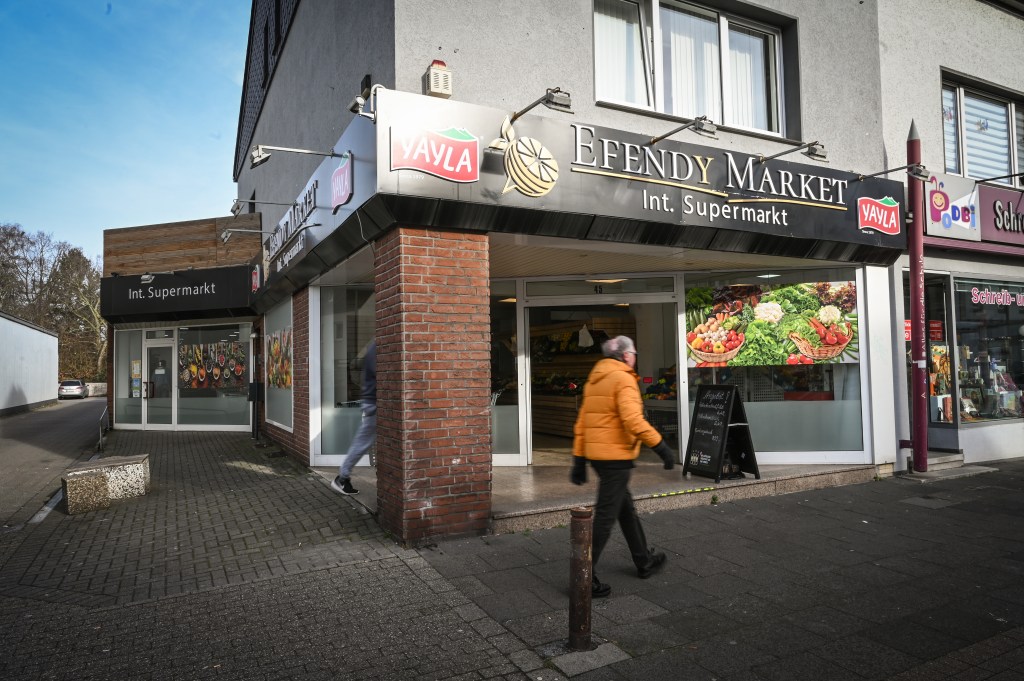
[332,340,376,495]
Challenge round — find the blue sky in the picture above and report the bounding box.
[0,1,250,262]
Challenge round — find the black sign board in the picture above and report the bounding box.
[684,384,760,483]
[101,266,255,323]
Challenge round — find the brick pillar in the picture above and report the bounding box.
[375,227,492,544]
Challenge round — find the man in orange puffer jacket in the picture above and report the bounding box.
[571,335,676,598]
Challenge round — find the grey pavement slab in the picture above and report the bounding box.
[2,426,1024,680]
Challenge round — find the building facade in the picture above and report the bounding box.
[97,0,1023,545]
[877,0,1024,464]
[234,0,920,544]
[0,311,58,416]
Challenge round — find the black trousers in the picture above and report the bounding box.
[591,466,651,576]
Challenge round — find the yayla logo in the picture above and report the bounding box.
[857,196,901,236]
[390,127,479,182]
[331,153,353,214]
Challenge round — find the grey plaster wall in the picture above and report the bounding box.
[237,0,397,233]
[878,0,1024,172]
[392,0,886,174]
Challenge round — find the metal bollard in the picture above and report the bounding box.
[569,506,593,651]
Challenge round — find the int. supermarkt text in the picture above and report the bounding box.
[128,283,217,301]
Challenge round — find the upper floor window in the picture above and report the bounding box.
[942,83,1024,187]
[594,0,783,135]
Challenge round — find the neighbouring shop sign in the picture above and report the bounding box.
[978,184,1024,246]
[375,89,908,251]
[925,172,980,241]
[101,266,255,322]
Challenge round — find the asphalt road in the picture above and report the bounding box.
[0,398,106,529]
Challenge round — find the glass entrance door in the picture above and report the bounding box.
[144,343,175,428]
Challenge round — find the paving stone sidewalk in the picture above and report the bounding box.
[0,432,526,680]
[2,429,1024,680]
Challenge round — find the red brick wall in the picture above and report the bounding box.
[375,227,492,544]
[262,288,311,465]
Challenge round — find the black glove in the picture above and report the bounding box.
[652,440,676,470]
[571,457,587,485]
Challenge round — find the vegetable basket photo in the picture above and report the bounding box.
[689,342,744,364]
[788,321,853,360]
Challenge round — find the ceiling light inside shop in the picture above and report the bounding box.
[586,279,627,284]
[499,298,517,303]
[757,274,780,279]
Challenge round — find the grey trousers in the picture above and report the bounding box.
[339,402,376,479]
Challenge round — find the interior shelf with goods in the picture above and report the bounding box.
[530,316,636,437]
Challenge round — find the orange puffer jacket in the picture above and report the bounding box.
[573,358,663,461]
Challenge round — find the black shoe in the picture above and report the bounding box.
[592,578,611,598]
[637,552,666,579]
[331,476,359,495]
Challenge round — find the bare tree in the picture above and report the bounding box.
[0,224,104,380]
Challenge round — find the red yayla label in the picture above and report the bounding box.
[331,155,353,214]
[390,127,479,183]
[857,196,901,235]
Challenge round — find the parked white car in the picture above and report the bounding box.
[58,379,90,399]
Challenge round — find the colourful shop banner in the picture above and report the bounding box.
[685,281,858,367]
[978,184,1024,246]
[925,172,979,241]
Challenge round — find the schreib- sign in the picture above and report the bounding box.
[978,184,1024,246]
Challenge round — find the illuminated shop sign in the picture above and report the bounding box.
[100,267,254,322]
[925,172,979,241]
[978,184,1024,246]
[379,90,907,250]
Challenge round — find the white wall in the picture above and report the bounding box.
[0,314,58,412]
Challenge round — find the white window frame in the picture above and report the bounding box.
[594,0,786,136]
[942,81,1024,188]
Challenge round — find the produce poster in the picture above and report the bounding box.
[266,327,293,390]
[685,281,859,367]
[178,341,249,391]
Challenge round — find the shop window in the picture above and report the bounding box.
[176,325,250,426]
[320,287,375,455]
[684,269,862,451]
[594,0,786,135]
[264,299,293,429]
[953,278,1024,422]
[491,281,520,455]
[942,83,1024,188]
[114,330,142,425]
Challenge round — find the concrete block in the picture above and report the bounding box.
[65,454,150,502]
[62,470,110,515]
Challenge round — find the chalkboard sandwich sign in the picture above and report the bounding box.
[683,384,760,483]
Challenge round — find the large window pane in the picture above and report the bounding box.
[1016,106,1024,188]
[942,86,961,174]
[684,270,862,451]
[490,281,520,455]
[114,330,142,424]
[953,278,1024,422]
[595,0,650,107]
[727,24,777,132]
[320,287,375,455]
[177,324,250,426]
[265,300,293,429]
[661,3,720,120]
[964,92,1011,182]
